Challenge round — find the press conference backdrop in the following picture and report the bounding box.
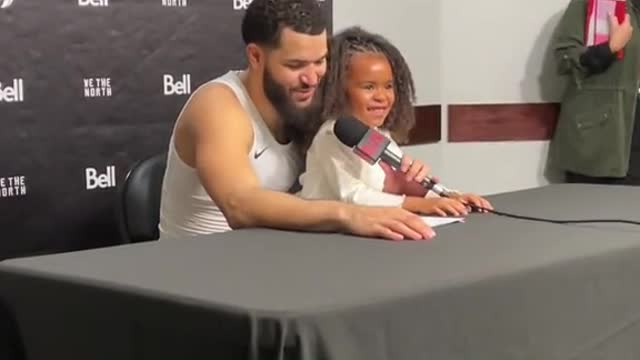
[0,0,333,260]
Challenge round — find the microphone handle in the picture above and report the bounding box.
[379,150,453,197]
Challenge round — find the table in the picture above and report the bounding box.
[2,184,640,360]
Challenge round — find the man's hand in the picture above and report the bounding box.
[609,13,633,53]
[342,205,436,241]
[449,193,493,212]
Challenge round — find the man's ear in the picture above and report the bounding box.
[246,44,265,70]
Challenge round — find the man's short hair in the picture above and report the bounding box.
[241,0,327,48]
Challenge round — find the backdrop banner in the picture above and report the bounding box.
[0,0,333,259]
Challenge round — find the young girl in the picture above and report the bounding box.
[298,26,492,216]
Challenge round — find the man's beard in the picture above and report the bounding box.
[263,67,320,145]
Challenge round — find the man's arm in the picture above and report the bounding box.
[181,84,434,240]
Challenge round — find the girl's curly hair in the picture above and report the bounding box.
[303,26,417,149]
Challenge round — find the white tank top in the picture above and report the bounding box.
[158,70,302,239]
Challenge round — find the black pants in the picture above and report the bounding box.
[566,98,640,185]
[565,171,640,185]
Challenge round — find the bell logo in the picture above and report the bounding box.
[86,166,116,190]
[233,0,252,10]
[0,79,24,103]
[163,74,191,96]
[1,0,14,9]
[78,0,108,7]
[162,0,187,6]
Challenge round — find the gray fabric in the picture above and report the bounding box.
[1,184,640,360]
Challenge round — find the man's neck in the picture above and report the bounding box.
[240,68,289,144]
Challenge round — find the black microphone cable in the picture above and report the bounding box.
[464,203,640,226]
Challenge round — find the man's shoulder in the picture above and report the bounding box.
[189,81,241,111]
[179,79,253,147]
[181,79,250,131]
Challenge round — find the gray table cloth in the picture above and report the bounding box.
[1,184,640,360]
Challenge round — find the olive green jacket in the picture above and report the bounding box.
[549,0,640,177]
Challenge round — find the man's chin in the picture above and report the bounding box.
[292,94,320,109]
[292,90,316,102]
[291,100,312,110]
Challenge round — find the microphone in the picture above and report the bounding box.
[333,115,457,197]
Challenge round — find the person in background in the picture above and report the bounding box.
[158,0,435,241]
[550,0,640,185]
[298,26,493,216]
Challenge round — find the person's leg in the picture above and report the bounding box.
[623,98,640,185]
[623,155,640,185]
[565,171,627,185]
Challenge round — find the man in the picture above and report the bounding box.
[158,0,434,241]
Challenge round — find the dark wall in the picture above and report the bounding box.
[0,0,332,259]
